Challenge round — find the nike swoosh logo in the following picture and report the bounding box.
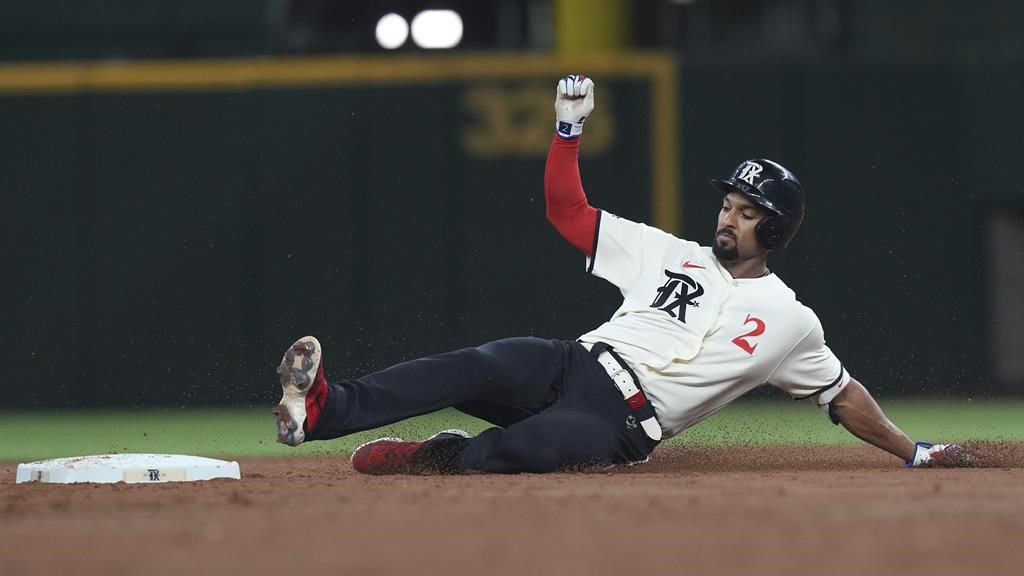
[682,261,706,269]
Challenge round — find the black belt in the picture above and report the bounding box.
[589,342,662,441]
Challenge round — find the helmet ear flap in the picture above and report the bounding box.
[755,215,788,250]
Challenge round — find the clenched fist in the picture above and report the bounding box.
[554,74,595,138]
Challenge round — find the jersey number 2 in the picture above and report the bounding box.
[732,314,765,355]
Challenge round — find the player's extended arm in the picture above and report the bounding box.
[544,75,599,255]
[830,378,954,466]
[829,378,915,462]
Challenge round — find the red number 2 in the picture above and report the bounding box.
[732,314,766,355]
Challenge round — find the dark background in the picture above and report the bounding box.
[2,0,1022,407]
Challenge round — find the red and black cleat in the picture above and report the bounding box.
[350,438,425,475]
[350,430,471,475]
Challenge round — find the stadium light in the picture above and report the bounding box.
[375,13,409,50]
[410,10,463,49]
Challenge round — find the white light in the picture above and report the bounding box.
[410,10,463,49]
[375,13,409,50]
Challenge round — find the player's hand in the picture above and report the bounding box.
[554,74,595,138]
[906,442,963,467]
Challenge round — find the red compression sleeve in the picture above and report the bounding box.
[544,134,598,255]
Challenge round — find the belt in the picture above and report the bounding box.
[588,342,662,441]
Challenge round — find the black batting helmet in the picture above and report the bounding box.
[710,158,805,250]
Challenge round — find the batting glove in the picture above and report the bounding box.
[906,442,957,467]
[554,74,595,139]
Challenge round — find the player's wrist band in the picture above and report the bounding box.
[556,120,583,138]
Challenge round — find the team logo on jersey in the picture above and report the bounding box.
[650,270,704,323]
[738,162,763,185]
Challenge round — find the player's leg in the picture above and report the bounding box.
[351,342,659,474]
[352,392,655,474]
[450,399,537,428]
[294,336,571,443]
[462,400,653,473]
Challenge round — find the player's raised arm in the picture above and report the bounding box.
[544,75,599,255]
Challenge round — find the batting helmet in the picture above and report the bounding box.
[710,158,805,250]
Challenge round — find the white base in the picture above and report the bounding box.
[16,454,241,484]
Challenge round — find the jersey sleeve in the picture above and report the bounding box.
[544,134,598,254]
[769,314,850,406]
[586,211,654,292]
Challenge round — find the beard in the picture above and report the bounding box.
[712,229,739,261]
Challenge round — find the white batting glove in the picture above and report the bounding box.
[906,442,958,467]
[554,74,595,139]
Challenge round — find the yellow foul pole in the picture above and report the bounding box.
[554,0,631,53]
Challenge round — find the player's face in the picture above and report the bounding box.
[713,192,766,261]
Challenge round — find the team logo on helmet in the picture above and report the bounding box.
[738,162,763,185]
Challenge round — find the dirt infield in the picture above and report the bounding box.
[3,443,1023,576]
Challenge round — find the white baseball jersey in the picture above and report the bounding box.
[577,212,850,438]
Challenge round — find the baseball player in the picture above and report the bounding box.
[272,75,954,474]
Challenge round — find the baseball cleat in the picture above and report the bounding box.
[350,437,419,475]
[273,335,323,447]
[350,429,471,475]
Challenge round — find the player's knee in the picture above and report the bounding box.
[471,337,550,373]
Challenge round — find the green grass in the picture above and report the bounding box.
[674,398,1024,447]
[1,400,1022,462]
[0,407,494,462]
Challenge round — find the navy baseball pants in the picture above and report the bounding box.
[307,337,658,473]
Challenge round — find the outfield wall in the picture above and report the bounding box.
[0,54,1018,407]
[0,55,673,407]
